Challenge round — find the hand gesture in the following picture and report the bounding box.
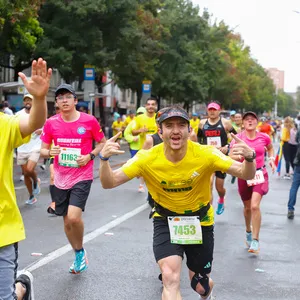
[101,132,125,159]
[76,154,91,167]
[217,145,229,155]
[49,145,61,157]
[18,58,52,99]
[230,133,254,160]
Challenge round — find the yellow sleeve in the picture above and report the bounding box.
[112,121,116,129]
[281,128,290,142]
[7,115,30,149]
[121,150,146,178]
[210,147,234,173]
[133,115,142,130]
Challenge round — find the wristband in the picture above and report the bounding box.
[99,153,109,161]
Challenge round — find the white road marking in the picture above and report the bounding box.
[21,203,149,273]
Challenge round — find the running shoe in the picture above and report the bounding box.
[287,210,294,220]
[26,196,37,205]
[70,249,88,274]
[40,164,46,171]
[245,231,252,248]
[216,200,224,215]
[20,175,24,181]
[32,178,41,195]
[47,202,56,215]
[199,289,213,300]
[15,270,34,300]
[248,239,260,254]
[283,174,291,180]
[138,184,145,193]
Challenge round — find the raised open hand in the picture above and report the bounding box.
[18,58,52,99]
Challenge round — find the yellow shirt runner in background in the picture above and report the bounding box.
[190,118,200,135]
[122,140,233,226]
[133,114,157,147]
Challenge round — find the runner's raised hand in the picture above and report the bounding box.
[100,132,125,159]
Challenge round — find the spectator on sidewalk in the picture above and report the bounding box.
[287,126,300,219]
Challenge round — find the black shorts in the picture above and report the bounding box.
[49,157,54,165]
[53,180,92,216]
[153,217,214,274]
[215,171,226,179]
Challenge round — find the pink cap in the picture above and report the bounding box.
[207,102,221,110]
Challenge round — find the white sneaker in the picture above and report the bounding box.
[138,185,145,193]
[20,175,24,181]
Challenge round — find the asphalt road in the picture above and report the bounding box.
[14,148,300,300]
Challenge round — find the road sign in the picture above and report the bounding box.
[142,80,151,93]
[84,68,95,81]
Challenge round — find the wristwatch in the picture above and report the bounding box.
[89,153,96,160]
[245,150,256,162]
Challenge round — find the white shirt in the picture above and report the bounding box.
[16,109,42,153]
[4,107,13,115]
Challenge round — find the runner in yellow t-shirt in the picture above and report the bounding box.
[0,58,52,300]
[124,110,135,126]
[132,97,158,192]
[190,113,200,136]
[132,97,158,147]
[98,105,256,300]
[111,117,125,140]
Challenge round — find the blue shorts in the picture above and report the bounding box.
[0,243,18,300]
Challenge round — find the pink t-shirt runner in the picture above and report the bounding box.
[41,112,105,189]
[230,131,271,169]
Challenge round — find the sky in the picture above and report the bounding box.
[192,0,300,92]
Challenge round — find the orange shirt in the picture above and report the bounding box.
[258,123,273,136]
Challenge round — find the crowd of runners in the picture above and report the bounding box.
[1,57,300,300]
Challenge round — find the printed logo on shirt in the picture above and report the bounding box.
[190,171,200,178]
[77,127,86,135]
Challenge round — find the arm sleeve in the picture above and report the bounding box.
[40,120,53,144]
[92,117,105,142]
[211,147,234,173]
[121,150,145,179]
[124,122,136,143]
[8,115,30,149]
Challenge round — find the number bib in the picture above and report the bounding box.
[247,170,265,187]
[59,148,81,168]
[207,136,221,147]
[168,216,202,245]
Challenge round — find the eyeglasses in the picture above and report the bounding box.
[56,95,74,101]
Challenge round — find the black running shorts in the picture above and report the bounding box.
[153,217,214,274]
[53,180,92,216]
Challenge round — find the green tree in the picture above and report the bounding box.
[276,90,296,117]
[151,0,220,109]
[0,0,43,80]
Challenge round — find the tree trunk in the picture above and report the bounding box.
[136,86,142,108]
